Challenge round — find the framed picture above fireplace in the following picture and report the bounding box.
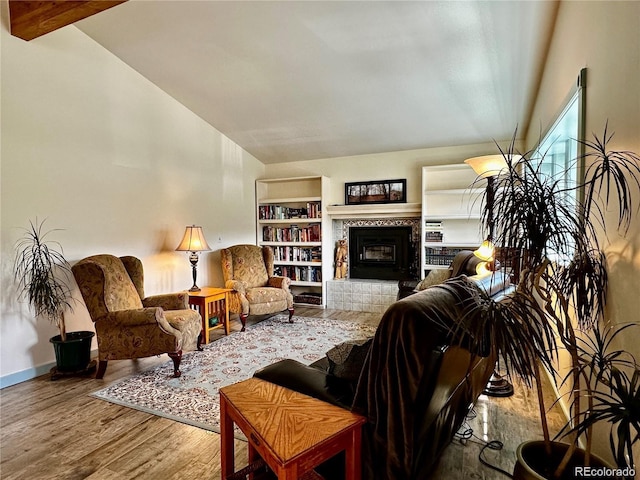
[345,179,407,205]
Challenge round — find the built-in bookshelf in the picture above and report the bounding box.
[421,164,485,277]
[256,176,330,307]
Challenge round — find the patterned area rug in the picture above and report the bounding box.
[91,315,376,433]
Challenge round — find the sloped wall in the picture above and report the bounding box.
[0,7,264,385]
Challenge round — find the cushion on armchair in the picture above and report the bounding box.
[326,337,373,384]
[224,244,270,288]
[416,268,452,291]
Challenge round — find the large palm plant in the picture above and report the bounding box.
[456,125,640,478]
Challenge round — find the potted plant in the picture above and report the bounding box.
[551,322,640,478]
[455,125,640,479]
[13,219,95,377]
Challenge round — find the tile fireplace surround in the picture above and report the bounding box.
[326,213,420,312]
[326,278,399,313]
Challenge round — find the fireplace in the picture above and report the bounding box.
[349,226,413,280]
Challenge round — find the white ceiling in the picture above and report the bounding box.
[75,0,558,164]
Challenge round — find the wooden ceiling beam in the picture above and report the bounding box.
[9,1,127,41]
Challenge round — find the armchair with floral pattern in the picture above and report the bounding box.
[72,254,202,379]
[221,245,294,331]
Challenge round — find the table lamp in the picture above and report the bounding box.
[176,225,211,292]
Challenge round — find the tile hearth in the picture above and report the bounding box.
[326,279,398,313]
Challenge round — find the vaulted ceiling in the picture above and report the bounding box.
[71,1,558,164]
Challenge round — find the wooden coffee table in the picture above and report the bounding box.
[220,377,366,480]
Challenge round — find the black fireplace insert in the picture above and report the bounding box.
[348,226,413,280]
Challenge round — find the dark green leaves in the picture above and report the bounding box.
[13,219,73,327]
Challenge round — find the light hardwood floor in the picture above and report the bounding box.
[0,308,564,479]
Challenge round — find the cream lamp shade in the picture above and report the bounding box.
[474,239,495,262]
[464,154,520,178]
[176,225,211,292]
[176,225,212,252]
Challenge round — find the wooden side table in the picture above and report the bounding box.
[220,377,365,480]
[188,287,232,343]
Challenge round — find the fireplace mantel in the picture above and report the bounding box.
[326,202,421,219]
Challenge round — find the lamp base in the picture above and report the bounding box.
[189,285,201,292]
[482,371,514,397]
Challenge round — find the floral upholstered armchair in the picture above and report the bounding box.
[221,245,294,331]
[72,254,202,379]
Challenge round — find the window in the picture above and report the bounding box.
[532,68,586,198]
[531,69,586,263]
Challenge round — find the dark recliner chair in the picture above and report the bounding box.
[254,252,512,479]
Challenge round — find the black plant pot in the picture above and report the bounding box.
[50,331,95,372]
[513,440,616,480]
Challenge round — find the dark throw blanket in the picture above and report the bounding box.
[352,275,486,480]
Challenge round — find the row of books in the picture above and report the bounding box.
[425,231,444,242]
[258,202,321,220]
[424,221,443,229]
[274,265,322,283]
[424,247,466,266]
[262,224,321,242]
[424,221,443,242]
[271,246,321,262]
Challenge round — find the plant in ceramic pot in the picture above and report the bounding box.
[455,126,640,479]
[557,323,640,476]
[13,219,95,376]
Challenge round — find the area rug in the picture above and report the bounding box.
[91,315,376,434]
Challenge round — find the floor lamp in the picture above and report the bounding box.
[464,154,516,397]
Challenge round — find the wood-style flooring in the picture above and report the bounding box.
[0,308,565,479]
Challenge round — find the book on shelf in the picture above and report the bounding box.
[424,221,443,229]
[424,231,444,242]
[273,265,322,282]
[258,201,322,220]
[262,224,321,242]
[424,246,467,266]
[270,246,322,262]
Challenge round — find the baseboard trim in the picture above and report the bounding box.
[0,348,99,389]
[542,364,570,421]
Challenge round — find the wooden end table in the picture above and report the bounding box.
[220,377,366,480]
[187,287,232,343]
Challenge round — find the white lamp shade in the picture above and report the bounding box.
[176,225,211,252]
[474,239,495,261]
[465,154,520,178]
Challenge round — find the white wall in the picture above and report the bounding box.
[0,5,264,386]
[264,141,518,206]
[526,0,640,463]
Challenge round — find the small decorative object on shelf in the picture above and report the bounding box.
[334,238,348,279]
